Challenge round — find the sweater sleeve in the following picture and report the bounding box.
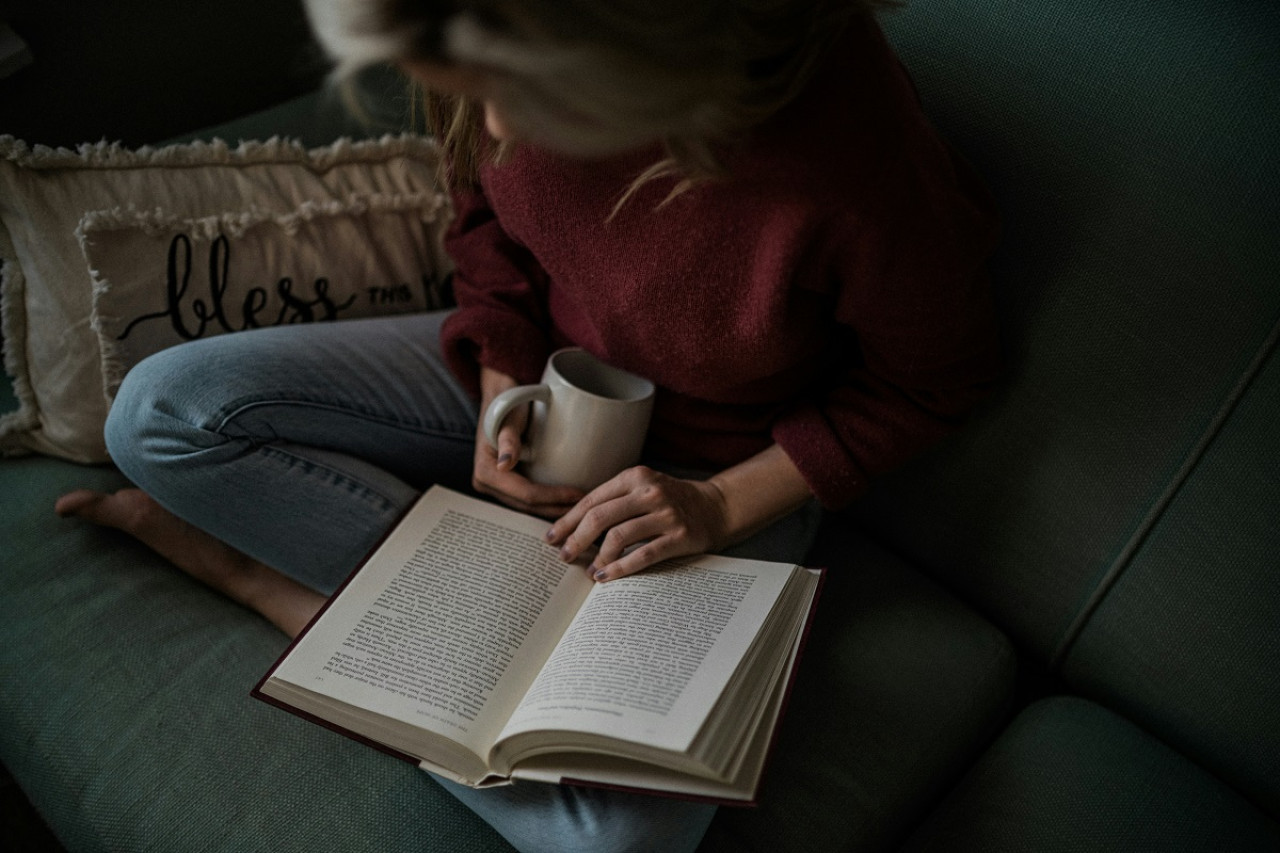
[771,153,1003,509]
[439,185,555,397]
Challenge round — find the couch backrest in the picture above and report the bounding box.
[852,0,1280,816]
[1061,343,1279,817]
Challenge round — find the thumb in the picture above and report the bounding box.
[495,405,529,472]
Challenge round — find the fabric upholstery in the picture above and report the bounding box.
[702,522,1015,852]
[1061,339,1280,820]
[0,452,513,853]
[902,697,1280,852]
[852,0,1280,661]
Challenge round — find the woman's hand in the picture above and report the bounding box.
[472,366,585,517]
[546,467,731,582]
[548,445,816,582]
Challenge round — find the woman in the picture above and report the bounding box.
[58,1,1001,850]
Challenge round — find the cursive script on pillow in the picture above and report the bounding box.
[80,196,453,400]
[118,233,362,341]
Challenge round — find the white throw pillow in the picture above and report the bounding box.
[80,196,452,401]
[0,134,452,463]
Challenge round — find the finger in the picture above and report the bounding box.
[589,512,671,569]
[473,448,585,517]
[493,405,529,472]
[495,424,523,471]
[592,534,685,582]
[474,472,583,518]
[476,483,581,518]
[474,408,579,514]
[547,467,656,551]
[550,484,643,561]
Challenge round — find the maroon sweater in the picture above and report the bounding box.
[440,14,1001,509]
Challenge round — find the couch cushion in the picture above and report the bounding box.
[701,520,1016,853]
[853,0,1280,661]
[0,443,1015,853]
[902,696,1280,852]
[1060,339,1280,820]
[0,454,514,853]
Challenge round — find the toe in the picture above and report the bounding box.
[54,490,103,518]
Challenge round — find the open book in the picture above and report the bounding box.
[254,485,821,804]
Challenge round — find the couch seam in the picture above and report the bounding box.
[1048,312,1280,672]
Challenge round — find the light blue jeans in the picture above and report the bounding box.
[105,311,822,853]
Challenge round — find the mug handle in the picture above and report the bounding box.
[482,384,552,460]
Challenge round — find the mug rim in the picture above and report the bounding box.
[548,347,655,403]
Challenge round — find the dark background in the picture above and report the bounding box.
[0,0,326,147]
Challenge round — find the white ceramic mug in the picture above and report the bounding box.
[482,348,655,491]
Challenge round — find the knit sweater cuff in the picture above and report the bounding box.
[772,404,870,510]
[440,308,552,399]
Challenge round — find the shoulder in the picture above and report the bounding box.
[735,14,984,221]
[734,15,998,282]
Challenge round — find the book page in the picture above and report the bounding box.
[493,555,795,765]
[268,487,593,761]
[510,609,806,802]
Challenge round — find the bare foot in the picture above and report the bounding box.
[55,489,326,637]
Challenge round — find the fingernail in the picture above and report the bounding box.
[498,453,513,466]
[593,569,609,582]
[559,547,574,562]
[545,527,556,542]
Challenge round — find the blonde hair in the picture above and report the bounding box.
[306,0,894,200]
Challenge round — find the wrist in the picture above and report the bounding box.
[479,366,517,407]
[694,477,734,547]
[706,446,813,544]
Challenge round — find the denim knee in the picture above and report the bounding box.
[103,345,211,485]
[437,777,715,853]
[104,357,155,477]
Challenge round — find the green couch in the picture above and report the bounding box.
[2,1,1277,850]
